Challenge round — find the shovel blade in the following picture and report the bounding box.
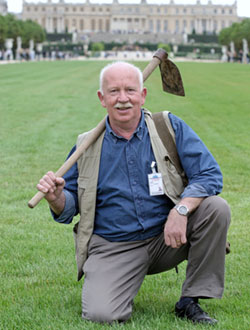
[160,59,185,96]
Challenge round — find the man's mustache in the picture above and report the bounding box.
[114,102,133,109]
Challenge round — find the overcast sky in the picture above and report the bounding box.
[6,0,250,17]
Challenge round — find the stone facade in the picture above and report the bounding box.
[22,0,239,43]
[0,0,8,15]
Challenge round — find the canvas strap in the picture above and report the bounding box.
[152,111,188,187]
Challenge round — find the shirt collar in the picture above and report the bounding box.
[105,110,145,143]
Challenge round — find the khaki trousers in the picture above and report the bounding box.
[81,196,231,323]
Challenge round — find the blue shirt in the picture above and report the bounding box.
[53,111,223,242]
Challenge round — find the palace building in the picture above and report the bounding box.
[0,0,8,15]
[22,0,239,43]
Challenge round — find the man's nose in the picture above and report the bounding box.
[118,90,129,102]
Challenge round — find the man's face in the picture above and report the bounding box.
[97,64,147,130]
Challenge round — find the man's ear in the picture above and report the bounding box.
[97,90,106,108]
[141,87,147,106]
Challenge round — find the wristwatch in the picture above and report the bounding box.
[174,204,190,216]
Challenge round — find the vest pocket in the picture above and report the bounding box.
[78,176,89,189]
[78,176,89,202]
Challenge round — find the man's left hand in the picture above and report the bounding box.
[164,208,187,248]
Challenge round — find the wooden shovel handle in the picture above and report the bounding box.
[143,48,168,82]
[28,117,106,208]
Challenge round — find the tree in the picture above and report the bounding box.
[91,42,104,52]
[157,43,171,53]
[219,19,250,51]
[0,14,45,49]
[218,24,234,46]
[21,20,46,48]
[0,15,7,48]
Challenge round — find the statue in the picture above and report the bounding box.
[221,45,228,62]
[16,36,22,61]
[242,39,249,64]
[72,30,77,43]
[4,39,14,60]
[230,41,235,62]
[36,43,43,60]
[183,29,188,45]
[29,39,35,61]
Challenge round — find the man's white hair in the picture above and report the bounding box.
[99,61,144,94]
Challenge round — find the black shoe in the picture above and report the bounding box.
[175,300,218,325]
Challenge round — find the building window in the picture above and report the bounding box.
[213,20,217,32]
[99,19,103,31]
[81,7,84,12]
[91,19,96,30]
[65,19,69,31]
[80,19,84,30]
[106,19,110,32]
[149,20,154,32]
[191,20,195,31]
[202,19,206,32]
[157,20,161,33]
[72,19,76,27]
[53,18,57,32]
[164,20,168,32]
[183,19,187,32]
[175,20,179,33]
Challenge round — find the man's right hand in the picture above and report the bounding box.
[37,171,66,215]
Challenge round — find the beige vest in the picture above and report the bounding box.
[74,109,185,280]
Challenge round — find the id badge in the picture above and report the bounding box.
[148,161,164,196]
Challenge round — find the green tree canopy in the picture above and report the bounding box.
[0,14,45,49]
[90,42,105,52]
[0,15,7,47]
[157,43,171,53]
[219,19,250,51]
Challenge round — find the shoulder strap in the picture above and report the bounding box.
[152,112,188,186]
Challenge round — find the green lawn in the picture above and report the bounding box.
[0,60,250,330]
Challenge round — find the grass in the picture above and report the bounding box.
[0,60,250,329]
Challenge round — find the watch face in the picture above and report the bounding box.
[178,205,188,215]
[179,205,187,215]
